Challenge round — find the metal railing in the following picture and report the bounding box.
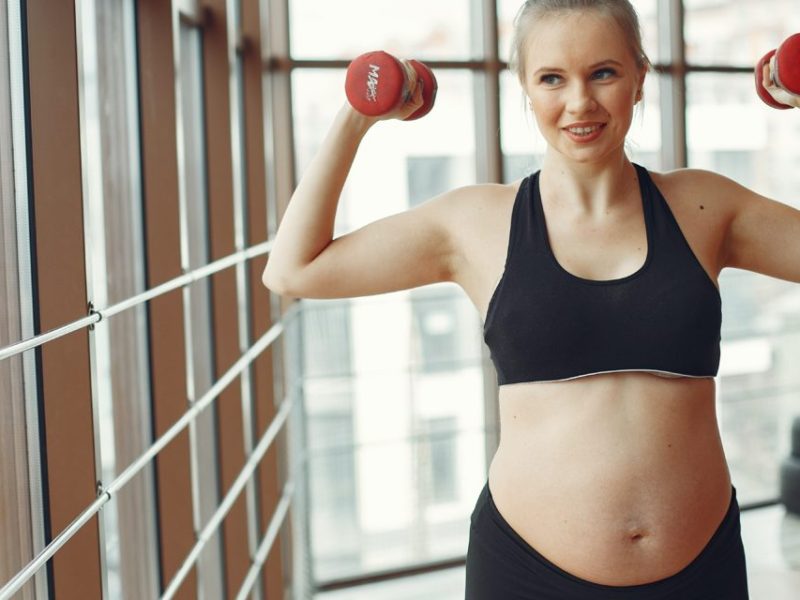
[0,241,272,363]
[0,242,299,599]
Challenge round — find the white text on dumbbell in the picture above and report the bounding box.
[366,64,380,102]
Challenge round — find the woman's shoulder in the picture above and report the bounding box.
[436,180,525,279]
[647,166,736,201]
[646,166,739,218]
[440,179,523,290]
[448,179,524,205]
[436,180,524,228]
[646,165,706,187]
[644,167,738,270]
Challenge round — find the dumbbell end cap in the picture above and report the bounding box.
[403,60,439,121]
[775,33,800,96]
[345,51,406,117]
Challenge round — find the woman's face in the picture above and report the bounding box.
[521,10,645,163]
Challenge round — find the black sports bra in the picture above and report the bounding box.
[483,163,722,385]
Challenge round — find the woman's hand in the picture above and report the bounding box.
[762,56,800,109]
[371,58,426,122]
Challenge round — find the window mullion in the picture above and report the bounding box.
[658,0,687,169]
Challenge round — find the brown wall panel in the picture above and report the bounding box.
[137,1,196,597]
[25,0,103,597]
[242,0,289,595]
[201,0,251,595]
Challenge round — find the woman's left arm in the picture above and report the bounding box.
[721,175,800,283]
[718,61,800,282]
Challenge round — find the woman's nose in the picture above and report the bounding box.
[565,82,597,113]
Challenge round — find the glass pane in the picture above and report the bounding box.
[289,0,471,60]
[500,68,546,181]
[178,23,225,597]
[628,71,662,170]
[305,369,487,582]
[687,73,800,211]
[91,0,160,597]
[497,0,658,65]
[0,0,43,595]
[293,69,477,232]
[410,287,482,372]
[687,72,800,504]
[294,69,489,583]
[685,0,800,66]
[500,68,662,182]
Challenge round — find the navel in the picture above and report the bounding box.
[623,523,651,544]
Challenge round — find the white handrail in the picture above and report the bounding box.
[0,240,272,362]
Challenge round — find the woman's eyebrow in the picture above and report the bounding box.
[533,59,624,75]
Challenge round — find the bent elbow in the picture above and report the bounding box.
[263,269,307,299]
[262,268,289,295]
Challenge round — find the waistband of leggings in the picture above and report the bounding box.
[478,481,741,599]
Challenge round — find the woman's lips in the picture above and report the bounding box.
[563,123,607,143]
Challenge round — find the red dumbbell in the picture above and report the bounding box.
[345,50,438,120]
[755,33,800,109]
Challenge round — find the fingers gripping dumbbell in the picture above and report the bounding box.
[345,50,438,120]
[755,33,800,109]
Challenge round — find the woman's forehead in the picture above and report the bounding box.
[524,11,632,69]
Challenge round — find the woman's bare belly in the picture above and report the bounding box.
[487,370,732,587]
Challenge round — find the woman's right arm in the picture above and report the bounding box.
[262,77,467,299]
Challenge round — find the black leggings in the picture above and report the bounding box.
[465,482,749,599]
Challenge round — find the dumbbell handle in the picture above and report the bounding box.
[755,33,800,109]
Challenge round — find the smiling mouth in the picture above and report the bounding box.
[564,124,606,136]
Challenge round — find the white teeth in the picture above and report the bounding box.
[568,125,602,135]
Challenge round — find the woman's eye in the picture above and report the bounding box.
[594,68,616,79]
[540,74,561,85]
[540,68,616,85]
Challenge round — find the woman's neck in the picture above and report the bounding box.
[539,151,639,217]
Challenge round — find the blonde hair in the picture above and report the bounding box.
[509,0,652,86]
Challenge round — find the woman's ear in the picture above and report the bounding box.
[633,68,646,103]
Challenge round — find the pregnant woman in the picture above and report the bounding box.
[263,1,800,597]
